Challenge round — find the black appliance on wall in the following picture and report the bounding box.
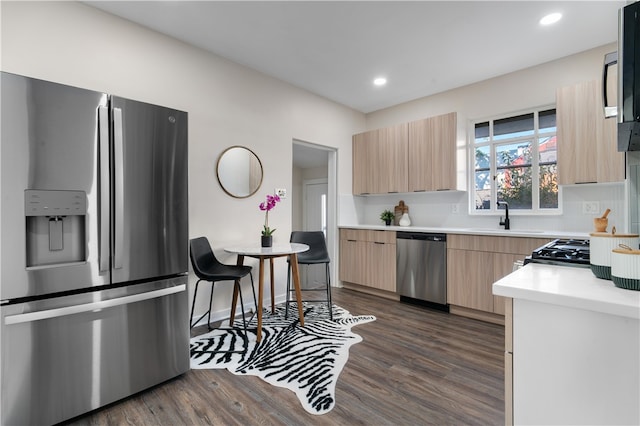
[617,1,640,151]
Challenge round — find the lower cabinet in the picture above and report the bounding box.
[446,235,550,321]
[338,230,550,314]
[447,249,494,311]
[339,229,396,294]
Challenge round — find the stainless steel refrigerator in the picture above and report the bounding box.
[0,72,190,425]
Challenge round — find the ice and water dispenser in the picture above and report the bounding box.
[25,189,87,267]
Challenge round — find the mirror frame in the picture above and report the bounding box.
[216,145,264,198]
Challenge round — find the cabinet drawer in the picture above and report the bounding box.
[366,230,395,244]
[340,228,364,241]
[447,234,550,254]
[340,228,396,244]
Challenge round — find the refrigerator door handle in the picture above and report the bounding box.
[113,107,124,269]
[98,106,111,272]
[4,284,186,325]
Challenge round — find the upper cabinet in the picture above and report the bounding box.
[408,112,457,192]
[352,112,457,195]
[353,123,408,195]
[556,80,624,185]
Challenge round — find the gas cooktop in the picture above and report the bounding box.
[526,238,590,267]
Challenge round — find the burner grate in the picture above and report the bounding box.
[530,238,590,265]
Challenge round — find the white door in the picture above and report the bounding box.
[302,179,328,288]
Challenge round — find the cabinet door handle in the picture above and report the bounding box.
[603,51,618,118]
[575,181,597,184]
[374,241,385,245]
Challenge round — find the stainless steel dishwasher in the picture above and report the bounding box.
[396,232,448,311]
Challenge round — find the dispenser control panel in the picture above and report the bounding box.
[24,190,87,216]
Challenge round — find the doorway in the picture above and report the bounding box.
[301,178,328,287]
[292,140,337,289]
[303,178,328,234]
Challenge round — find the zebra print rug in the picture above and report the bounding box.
[189,303,375,415]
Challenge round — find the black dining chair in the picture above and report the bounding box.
[189,237,257,334]
[285,231,333,320]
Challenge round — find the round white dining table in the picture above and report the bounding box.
[224,243,309,342]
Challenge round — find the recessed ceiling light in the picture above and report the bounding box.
[373,77,387,86]
[540,12,562,26]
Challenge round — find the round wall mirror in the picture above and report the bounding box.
[216,146,263,198]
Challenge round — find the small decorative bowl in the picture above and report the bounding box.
[594,217,608,232]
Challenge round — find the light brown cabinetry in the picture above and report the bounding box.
[352,124,408,195]
[447,249,494,312]
[556,79,624,185]
[339,228,396,295]
[352,112,458,195]
[408,112,457,192]
[446,235,550,322]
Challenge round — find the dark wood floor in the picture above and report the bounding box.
[66,288,505,425]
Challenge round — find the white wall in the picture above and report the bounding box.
[340,44,627,234]
[0,1,364,321]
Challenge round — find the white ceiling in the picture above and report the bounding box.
[85,1,626,169]
[86,1,625,115]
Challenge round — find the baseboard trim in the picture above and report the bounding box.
[341,282,399,301]
[449,305,505,325]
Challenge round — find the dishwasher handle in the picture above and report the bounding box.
[397,232,446,242]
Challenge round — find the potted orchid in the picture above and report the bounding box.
[259,193,281,247]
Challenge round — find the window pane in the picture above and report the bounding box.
[539,109,556,133]
[475,145,491,209]
[474,170,491,210]
[475,122,489,143]
[497,166,532,209]
[494,113,534,140]
[496,141,532,168]
[539,135,557,163]
[539,164,559,208]
[475,145,490,170]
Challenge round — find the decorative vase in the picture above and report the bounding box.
[399,212,411,227]
[261,235,272,248]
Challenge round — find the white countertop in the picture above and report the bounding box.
[338,224,589,239]
[493,263,640,319]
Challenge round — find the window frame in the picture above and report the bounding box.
[468,106,562,216]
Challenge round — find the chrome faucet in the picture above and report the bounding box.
[497,201,510,230]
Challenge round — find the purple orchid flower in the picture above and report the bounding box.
[260,194,281,236]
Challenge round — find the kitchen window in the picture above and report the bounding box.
[471,108,558,213]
